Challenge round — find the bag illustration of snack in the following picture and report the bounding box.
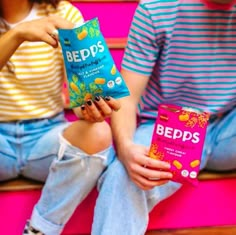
[149,104,210,186]
[58,18,130,108]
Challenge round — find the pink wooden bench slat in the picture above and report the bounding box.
[1,177,236,235]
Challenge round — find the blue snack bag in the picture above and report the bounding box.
[58,18,130,108]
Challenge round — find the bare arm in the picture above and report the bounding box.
[0,15,74,70]
[0,28,23,70]
[111,68,145,149]
[111,68,173,190]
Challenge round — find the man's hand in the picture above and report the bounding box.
[118,141,173,190]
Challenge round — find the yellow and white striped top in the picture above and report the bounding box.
[0,1,83,121]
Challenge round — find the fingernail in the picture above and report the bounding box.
[87,100,92,106]
[105,96,110,101]
[81,105,85,110]
[95,96,100,102]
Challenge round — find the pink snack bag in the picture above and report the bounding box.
[149,104,210,186]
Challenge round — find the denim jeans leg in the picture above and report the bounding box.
[30,134,114,235]
[206,108,236,170]
[0,122,21,181]
[92,123,182,235]
[92,159,149,235]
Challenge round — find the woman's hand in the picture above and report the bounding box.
[14,15,74,47]
[73,96,121,122]
[117,141,173,190]
[0,15,74,70]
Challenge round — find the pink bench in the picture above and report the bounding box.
[1,172,236,234]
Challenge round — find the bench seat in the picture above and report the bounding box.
[1,170,236,235]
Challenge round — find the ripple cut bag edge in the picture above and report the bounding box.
[58,18,130,108]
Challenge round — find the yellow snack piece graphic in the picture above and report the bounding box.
[173,160,182,170]
[77,30,88,40]
[70,82,80,93]
[111,65,116,75]
[179,113,189,121]
[84,93,92,101]
[149,151,157,159]
[94,78,106,85]
[190,159,200,168]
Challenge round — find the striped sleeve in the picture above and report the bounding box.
[122,2,160,76]
[57,1,84,25]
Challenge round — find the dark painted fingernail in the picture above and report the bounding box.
[87,100,92,106]
[81,105,85,110]
[105,96,110,101]
[95,96,100,101]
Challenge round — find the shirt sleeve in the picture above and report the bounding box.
[57,1,84,25]
[121,1,160,76]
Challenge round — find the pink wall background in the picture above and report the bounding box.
[72,2,138,38]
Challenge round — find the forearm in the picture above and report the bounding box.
[111,69,149,153]
[111,96,137,153]
[0,28,23,70]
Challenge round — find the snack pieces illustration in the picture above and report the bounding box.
[190,159,200,168]
[58,18,130,108]
[149,104,209,186]
[173,160,182,170]
[94,78,106,85]
[77,29,88,40]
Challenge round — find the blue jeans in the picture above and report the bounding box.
[92,108,236,235]
[0,112,115,235]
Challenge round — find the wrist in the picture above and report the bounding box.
[10,27,25,45]
[115,138,133,154]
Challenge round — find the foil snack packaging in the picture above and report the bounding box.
[149,104,210,186]
[58,18,130,108]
